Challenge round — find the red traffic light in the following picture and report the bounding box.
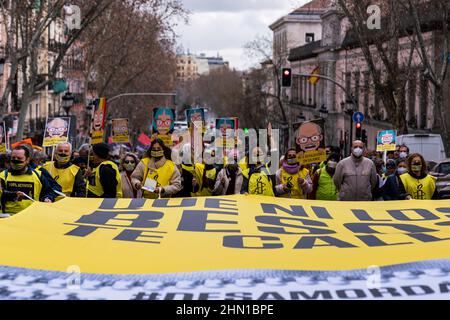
[283,69,291,76]
[356,123,362,129]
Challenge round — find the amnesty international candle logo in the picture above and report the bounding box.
[43,117,71,147]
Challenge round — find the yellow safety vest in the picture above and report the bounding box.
[0,169,43,215]
[43,162,80,198]
[182,163,203,197]
[400,173,436,200]
[87,161,123,198]
[243,166,275,197]
[141,158,176,199]
[195,165,217,197]
[279,167,310,199]
[238,157,249,172]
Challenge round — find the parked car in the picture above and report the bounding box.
[430,159,450,199]
[397,134,446,161]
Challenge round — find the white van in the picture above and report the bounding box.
[397,134,446,161]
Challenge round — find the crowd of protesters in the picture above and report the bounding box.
[0,137,440,215]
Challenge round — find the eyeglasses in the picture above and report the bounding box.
[124,160,135,164]
[298,135,321,144]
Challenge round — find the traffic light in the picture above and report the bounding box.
[355,122,362,140]
[361,129,368,144]
[281,68,292,87]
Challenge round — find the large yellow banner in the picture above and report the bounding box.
[0,195,450,275]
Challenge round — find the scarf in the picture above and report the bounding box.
[282,163,300,175]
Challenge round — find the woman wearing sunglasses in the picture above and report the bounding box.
[120,153,141,198]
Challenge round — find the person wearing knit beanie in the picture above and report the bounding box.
[87,143,122,198]
[92,143,110,160]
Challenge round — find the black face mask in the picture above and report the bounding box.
[10,159,27,171]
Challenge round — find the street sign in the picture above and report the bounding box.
[376,130,397,152]
[353,112,365,123]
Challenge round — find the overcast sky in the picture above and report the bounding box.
[174,0,309,71]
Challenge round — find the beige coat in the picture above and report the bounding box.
[333,155,378,201]
[131,157,182,197]
[121,171,143,198]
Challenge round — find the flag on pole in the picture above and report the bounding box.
[308,66,320,85]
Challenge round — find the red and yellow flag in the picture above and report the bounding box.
[308,67,320,85]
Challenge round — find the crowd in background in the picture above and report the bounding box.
[0,138,439,215]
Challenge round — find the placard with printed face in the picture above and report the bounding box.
[0,122,6,152]
[152,108,175,146]
[43,117,71,147]
[294,119,326,165]
[186,108,205,128]
[215,118,238,148]
[112,118,130,143]
[90,98,108,144]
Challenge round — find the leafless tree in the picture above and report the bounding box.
[0,0,115,140]
[399,0,450,153]
[81,0,187,133]
[337,0,418,134]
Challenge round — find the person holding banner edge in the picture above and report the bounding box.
[275,148,312,199]
[398,153,437,200]
[43,142,86,199]
[86,143,123,198]
[132,139,181,199]
[0,146,55,215]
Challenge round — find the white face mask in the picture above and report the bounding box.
[399,152,408,159]
[397,167,407,175]
[352,147,363,158]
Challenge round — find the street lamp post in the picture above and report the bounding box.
[61,92,75,116]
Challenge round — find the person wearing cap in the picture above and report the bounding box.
[87,143,122,198]
[43,142,86,199]
[311,154,339,201]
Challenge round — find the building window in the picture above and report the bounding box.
[306,33,315,43]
